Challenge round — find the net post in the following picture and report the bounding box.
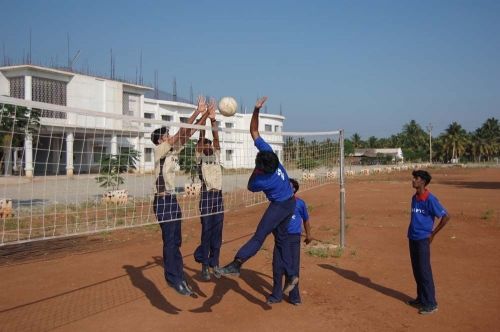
[339,129,346,249]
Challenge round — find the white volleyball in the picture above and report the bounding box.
[218,97,238,117]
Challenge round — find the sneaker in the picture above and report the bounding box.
[217,260,241,277]
[419,305,438,315]
[283,276,299,293]
[291,301,302,306]
[201,265,211,281]
[406,298,422,308]
[211,266,222,279]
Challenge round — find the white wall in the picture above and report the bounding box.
[0,72,9,96]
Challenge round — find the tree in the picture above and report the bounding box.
[95,149,140,190]
[400,120,427,161]
[351,133,364,149]
[0,104,40,176]
[472,118,500,161]
[178,140,198,182]
[441,122,469,162]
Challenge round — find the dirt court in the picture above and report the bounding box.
[0,167,499,332]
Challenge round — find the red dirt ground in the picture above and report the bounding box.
[0,167,499,332]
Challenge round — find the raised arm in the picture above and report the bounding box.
[208,98,220,151]
[250,96,268,141]
[196,111,207,153]
[170,96,210,147]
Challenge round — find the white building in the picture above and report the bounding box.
[0,65,285,177]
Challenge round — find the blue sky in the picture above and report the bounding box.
[1,0,499,138]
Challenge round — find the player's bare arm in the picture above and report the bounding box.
[250,96,268,141]
[304,221,313,244]
[430,214,451,244]
[208,98,220,151]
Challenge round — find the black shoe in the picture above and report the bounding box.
[218,260,242,277]
[266,297,282,305]
[201,265,211,281]
[283,276,299,293]
[406,298,422,308]
[419,305,438,315]
[211,266,222,279]
[169,281,193,296]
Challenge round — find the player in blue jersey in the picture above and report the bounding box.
[217,96,299,295]
[267,178,313,305]
[407,170,450,315]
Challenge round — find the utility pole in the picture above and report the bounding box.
[426,123,433,164]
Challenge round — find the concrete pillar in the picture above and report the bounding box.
[66,132,74,176]
[24,134,33,178]
[24,76,32,100]
[134,136,145,174]
[111,135,118,155]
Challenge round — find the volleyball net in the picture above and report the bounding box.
[0,96,344,246]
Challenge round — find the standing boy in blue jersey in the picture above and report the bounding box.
[267,178,313,305]
[407,170,450,315]
[194,98,224,281]
[217,96,299,294]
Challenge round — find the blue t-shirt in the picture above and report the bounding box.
[248,137,293,202]
[288,197,309,234]
[408,191,447,240]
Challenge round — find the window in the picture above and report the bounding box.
[144,113,154,127]
[225,122,234,129]
[32,77,67,106]
[93,146,105,163]
[123,92,140,116]
[161,115,172,122]
[145,148,153,162]
[225,150,233,162]
[216,121,221,129]
[180,117,189,123]
[9,77,25,99]
[265,124,272,132]
[274,125,280,132]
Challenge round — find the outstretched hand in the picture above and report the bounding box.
[197,96,207,114]
[255,96,268,110]
[208,98,217,120]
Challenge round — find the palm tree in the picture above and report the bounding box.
[474,118,500,161]
[351,133,364,149]
[400,120,427,150]
[442,122,469,162]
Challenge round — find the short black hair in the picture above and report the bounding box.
[290,178,299,194]
[412,170,432,185]
[255,151,279,174]
[201,138,212,145]
[151,126,169,145]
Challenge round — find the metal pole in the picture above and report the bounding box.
[427,123,433,164]
[339,129,346,248]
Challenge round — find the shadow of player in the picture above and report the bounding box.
[123,260,181,315]
[188,268,273,313]
[318,263,412,303]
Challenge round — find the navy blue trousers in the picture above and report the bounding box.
[235,197,295,278]
[409,238,437,307]
[153,194,184,286]
[194,189,224,267]
[270,234,301,302]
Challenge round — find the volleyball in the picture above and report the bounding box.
[218,97,238,117]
